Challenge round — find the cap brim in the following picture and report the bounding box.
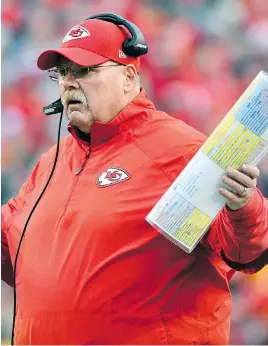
[37,47,109,70]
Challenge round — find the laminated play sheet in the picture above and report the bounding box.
[146,70,268,253]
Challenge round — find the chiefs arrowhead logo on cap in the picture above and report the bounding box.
[119,50,127,58]
[97,167,130,187]
[63,25,90,43]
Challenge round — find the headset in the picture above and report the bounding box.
[43,13,148,116]
[11,14,148,345]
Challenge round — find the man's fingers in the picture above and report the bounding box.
[219,187,249,203]
[225,168,256,189]
[239,164,260,179]
[220,164,258,210]
[222,176,249,195]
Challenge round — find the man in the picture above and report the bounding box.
[2,16,268,345]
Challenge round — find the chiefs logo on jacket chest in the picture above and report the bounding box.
[97,167,130,187]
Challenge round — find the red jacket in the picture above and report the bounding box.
[2,89,268,345]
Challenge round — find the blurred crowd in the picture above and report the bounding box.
[1,0,268,344]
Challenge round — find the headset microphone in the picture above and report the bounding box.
[43,98,64,116]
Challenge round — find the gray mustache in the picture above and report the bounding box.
[62,91,88,106]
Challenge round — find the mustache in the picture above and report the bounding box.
[62,90,88,107]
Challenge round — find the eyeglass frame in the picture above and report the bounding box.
[48,63,123,82]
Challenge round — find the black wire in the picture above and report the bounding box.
[11,111,63,345]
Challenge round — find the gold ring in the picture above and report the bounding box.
[240,186,247,196]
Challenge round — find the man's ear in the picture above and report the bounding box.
[123,64,138,92]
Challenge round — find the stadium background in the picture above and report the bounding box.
[1,0,268,344]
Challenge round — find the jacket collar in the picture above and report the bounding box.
[68,88,155,146]
[68,88,155,147]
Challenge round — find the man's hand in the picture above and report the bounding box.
[219,164,260,211]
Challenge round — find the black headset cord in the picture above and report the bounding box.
[11,110,64,345]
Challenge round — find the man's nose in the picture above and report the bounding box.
[60,72,80,90]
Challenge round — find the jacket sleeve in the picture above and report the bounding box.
[200,188,268,274]
[1,141,66,286]
[2,229,14,287]
[1,152,45,286]
[1,178,29,287]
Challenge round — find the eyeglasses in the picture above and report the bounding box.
[48,64,122,82]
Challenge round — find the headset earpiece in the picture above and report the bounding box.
[86,13,148,58]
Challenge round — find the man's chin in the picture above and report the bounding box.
[67,112,93,133]
[66,110,76,120]
[70,121,93,134]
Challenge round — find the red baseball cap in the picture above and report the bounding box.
[37,19,140,71]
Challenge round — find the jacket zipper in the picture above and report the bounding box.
[75,148,91,175]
